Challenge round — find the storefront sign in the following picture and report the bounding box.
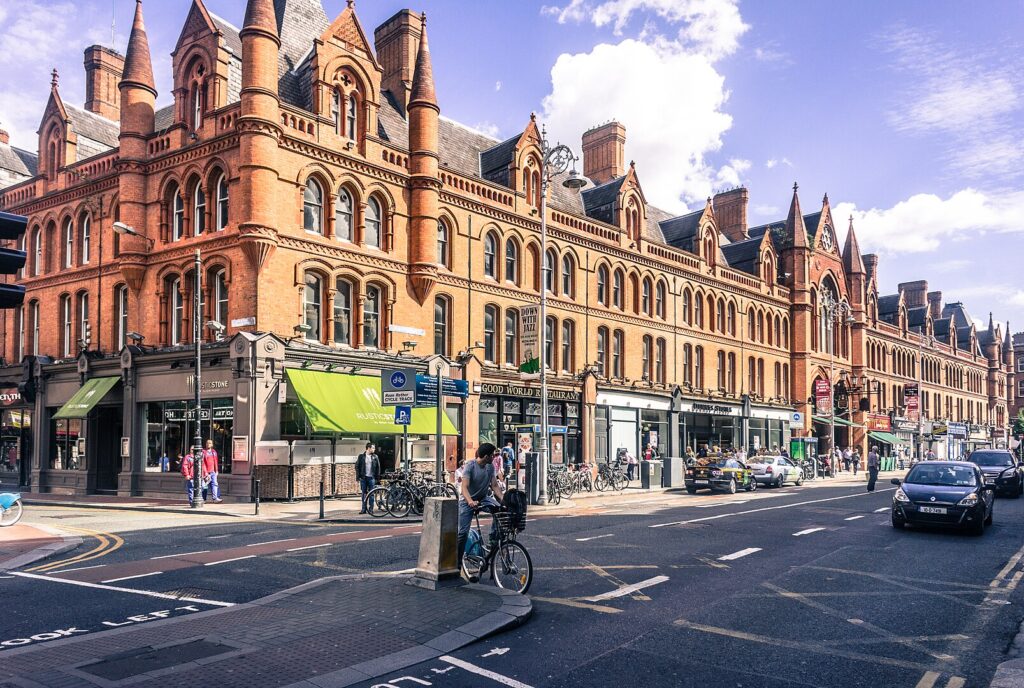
[479,383,580,401]
[865,414,892,432]
[0,388,21,406]
[678,401,739,417]
[904,384,919,422]
[893,417,917,432]
[814,379,831,414]
[164,407,234,422]
[185,375,230,392]
[519,305,540,376]
[948,422,968,438]
[932,422,948,436]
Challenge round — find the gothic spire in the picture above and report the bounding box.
[409,13,437,109]
[843,215,865,275]
[785,182,808,249]
[121,0,155,96]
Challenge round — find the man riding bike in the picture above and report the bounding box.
[457,443,505,575]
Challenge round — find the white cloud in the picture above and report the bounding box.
[753,43,790,65]
[471,121,502,139]
[931,258,973,273]
[765,157,792,169]
[541,0,746,213]
[834,188,1024,255]
[753,204,779,217]
[494,81,502,92]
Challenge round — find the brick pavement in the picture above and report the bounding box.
[0,573,531,688]
[0,523,80,571]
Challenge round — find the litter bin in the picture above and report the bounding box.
[661,456,682,487]
[641,460,663,489]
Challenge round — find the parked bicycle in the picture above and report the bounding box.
[461,495,532,593]
[0,481,23,527]
[595,459,629,492]
[795,458,817,482]
[366,470,457,518]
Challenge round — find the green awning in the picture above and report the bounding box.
[53,377,120,419]
[285,368,459,436]
[869,431,909,446]
[812,415,860,428]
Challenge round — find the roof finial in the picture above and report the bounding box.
[51,68,59,90]
[530,112,536,122]
[823,192,829,204]
[421,11,426,25]
[346,0,354,7]
[792,181,798,193]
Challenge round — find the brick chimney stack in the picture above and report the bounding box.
[713,187,748,242]
[374,10,423,117]
[84,45,125,121]
[863,253,878,277]
[0,128,8,145]
[898,280,928,309]
[928,291,943,320]
[582,121,626,186]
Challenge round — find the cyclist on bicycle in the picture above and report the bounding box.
[458,443,505,571]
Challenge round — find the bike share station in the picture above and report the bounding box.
[514,423,569,504]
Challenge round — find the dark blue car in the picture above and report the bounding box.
[891,461,994,535]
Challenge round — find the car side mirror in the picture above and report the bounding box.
[890,478,901,485]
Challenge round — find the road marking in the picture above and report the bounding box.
[358,535,392,541]
[844,515,865,521]
[585,575,669,602]
[915,671,940,688]
[793,527,826,536]
[650,489,895,528]
[150,550,209,560]
[576,534,613,542]
[207,534,231,539]
[946,677,965,688]
[696,500,748,508]
[285,543,332,552]
[27,526,124,573]
[874,507,889,513]
[45,564,107,574]
[203,555,255,566]
[440,655,534,688]
[101,571,163,584]
[9,571,234,607]
[245,538,295,547]
[718,548,761,561]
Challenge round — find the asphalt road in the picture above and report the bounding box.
[5,482,1024,688]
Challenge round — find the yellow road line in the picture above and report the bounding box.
[27,526,123,573]
[945,677,965,688]
[532,596,622,614]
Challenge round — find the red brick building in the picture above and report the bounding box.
[0,0,1012,499]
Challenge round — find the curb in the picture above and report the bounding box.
[0,529,83,572]
[991,619,1024,687]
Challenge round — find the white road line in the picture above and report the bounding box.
[650,489,895,528]
[440,655,534,688]
[844,515,865,521]
[914,671,940,688]
[585,575,670,602]
[697,500,748,508]
[358,535,392,542]
[874,507,889,513]
[207,534,231,539]
[576,534,614,542]
[203,555,256,566]
[102,571,163,584]
[150,550,209,560]
[245,538,295,547]
[9,571,234,607]
[793,527,826,537]
[45,564,107,574]
[718,548,762,561]
[285,543,332,552]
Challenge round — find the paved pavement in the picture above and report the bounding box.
[0,573,530,688]
[0,523,81,571]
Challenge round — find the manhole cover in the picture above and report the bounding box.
[80,639,234,681]
[160,587,215,599]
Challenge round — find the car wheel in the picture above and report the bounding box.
[775,473,784,488]
[795,474,803,487]
[891,515,905,529]
[985,508,993,526]
[686,486,697,495]
[746,476,757,492]
[727,478,737,495]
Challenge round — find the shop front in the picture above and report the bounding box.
[865,413,907,457]
[948,422,968,459]
[477,382,582,465]
[680,400,740,455]
[968,425,991,451]
[747,406,792,454]
[891,417,918,459]
[596,390,670,462]
[0,382,32,489]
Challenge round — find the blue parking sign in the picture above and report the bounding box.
[394,405,412,426]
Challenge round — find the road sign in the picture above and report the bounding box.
[394,405,411,426]
[414,374,469,406]
[381,368,417,406]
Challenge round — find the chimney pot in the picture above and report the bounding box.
[582,121,626,186]
[713,187,748,242]
[374,10,423,116]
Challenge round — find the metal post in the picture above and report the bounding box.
[254,479,260,516]
[191,249,204,508]
[319,480,325,520]
[435,364,444,483]
[403,424,409,473]
[829,316,835,477]
[538,162,550,505]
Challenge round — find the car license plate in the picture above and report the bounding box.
[986,479,995,485]
[919,506,947,514]
[695,480,708,485]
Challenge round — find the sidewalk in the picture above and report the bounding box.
[0,523,81,571]
[0,573,531,688]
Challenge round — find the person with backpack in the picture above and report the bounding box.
[457,443,505,571]
[501,441,515,482]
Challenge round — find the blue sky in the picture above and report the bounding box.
[1,0,1022,329]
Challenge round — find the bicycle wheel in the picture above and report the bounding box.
[0,499,22,527]
[387,486,413,518]
[491,540,533,594]
[461,552,486,582]
[444,483,459,499]
[366,487,390,518]
[546,481,561,505]
[615,472,629,491]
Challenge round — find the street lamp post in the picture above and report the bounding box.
[191,249,204,508]
[819,291,853,472]
[536,122,585,505]
[916,333,936,461]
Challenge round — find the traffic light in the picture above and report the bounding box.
[0,211,27,309]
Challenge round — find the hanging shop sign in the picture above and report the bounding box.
[519,305,540,377]
[893,417,917,433]
[814,379,831,414]
[903,384,919,422]
[865,414,892,432]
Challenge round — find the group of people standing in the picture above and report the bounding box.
[180,439,223,506]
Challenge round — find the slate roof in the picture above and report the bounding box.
[274,0,329,110]
[479,135,521,187]
[660,210,702,252]
[878,294,900,317]
[65,104,119,150]
[720,236,761,275]
[942,303,973,329]
[580,177,625,226]
[956,326,974,352]
[803,211,821,240]
[907,306,928,328]
[155,105,175,132]
[933,318,951,339]
[0,144,37,177]
[748,222,787,252]
[209,12,243,56]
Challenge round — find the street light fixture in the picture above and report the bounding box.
[112,221,155,248]
[190,249,204,509]
[535,120,585,505]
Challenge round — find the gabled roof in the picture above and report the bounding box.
[0,143,37,178]
[659,209,703,252]
[274,0,329,109]
[580,176,625,225]
[721,236,762,275]
[479,134,521,186]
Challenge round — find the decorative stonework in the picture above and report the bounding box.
[238,223,279,272]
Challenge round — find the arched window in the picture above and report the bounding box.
[504,309,518,366]
[345,90,358,140]
[597,327,608,376]
[612,330,624,378]
[597,266,609,306]
[727,352,736,393]
[116,285,129,349]
[748,356,756,394]
[31,229,41,276]
[171,184,185,241]
[694,293,704,328]
[683,344,693,385]
[434,297,449,356]
[60,294,71,356]
[171,278,184,345]
[504,239,519,283]
[695,346,704,389]
[642,335,652,380]
[531,170,541,210]
[483,305,497,363]
[77,292,89,348]
[774,362,782,398]
[656,282,666,319]
[544,316,556,370]
[757,359,765,396]
[561,320,575,373]
[17,233,25,279]
[544,249,556,293]
[216,174,229,230]
[782,318,789,348]
[525,168,533,207]
[333,279,352,346]
[363,285,381,348]
[331,88,341,134]
[303,179,323,233]
[437,220,449,267]
[63,218,73,268]
[213,269,228,328]
[682,289,692,325]
[365,196,382,248]
[757,311,765,343]
[727,302,736,335]
[656,338,666,384]
[193,184,206,236]
[191,82,203,130]
[613,270,624,309]
[717,350,726,390]
[642,279,652,315]
[30,300,39,356]
[483,232,497,278]
[303,273,322,341]
[14,305,23,360]
[716,297,725,332]
[335,188,353,241]
[561,254,574,298]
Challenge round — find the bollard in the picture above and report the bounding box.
[254,479,261,516]
[286,466,295,503]
[319,480,325,520]
[408,496,461,590]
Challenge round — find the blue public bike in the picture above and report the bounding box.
[0,482,23,526]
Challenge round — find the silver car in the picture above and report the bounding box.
[748,456,804,487]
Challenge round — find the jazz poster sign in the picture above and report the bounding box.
[519,304,540,379]
[814,379,831,414]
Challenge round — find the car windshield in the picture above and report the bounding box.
[905,465,978,487]
[971,452,1014,467]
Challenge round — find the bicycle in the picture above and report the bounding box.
[596,460,629,492]
[461,503,533,593]
[0,482,22,527]
[545,474,562,505]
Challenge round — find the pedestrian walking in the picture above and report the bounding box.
[852,448,860,475]
[843,447,852,472]
[501,441,515,480]
[457,443,505,574]
[181,450,207,507]
[867,445,880,491]
[355,442,380,514]
[624,448,638,481]
[202,439,222,503]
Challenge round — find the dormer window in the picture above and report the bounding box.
[330,71,362,143]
